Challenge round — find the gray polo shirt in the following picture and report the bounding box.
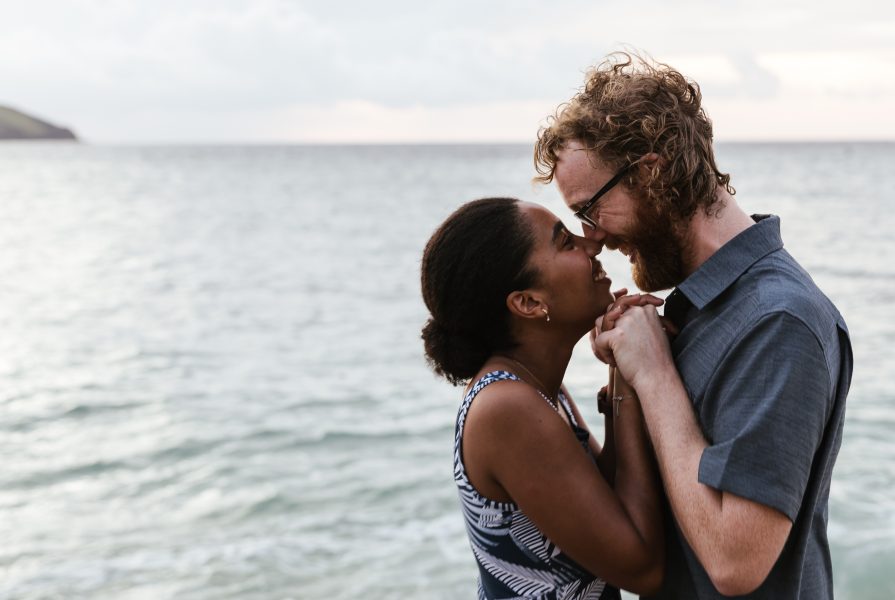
[647,215,853,599]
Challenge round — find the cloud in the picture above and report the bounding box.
[1,0,893,141]
[661,53,781,100]
[263,99,561,143]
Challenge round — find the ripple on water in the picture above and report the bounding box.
[2,143,894,599]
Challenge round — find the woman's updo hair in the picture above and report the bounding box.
[421,197,539,385]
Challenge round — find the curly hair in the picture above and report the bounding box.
[420,198,539,386]
[534,52,734,222]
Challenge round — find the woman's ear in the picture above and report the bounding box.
[506,291,547,320]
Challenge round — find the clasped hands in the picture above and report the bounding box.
[590,288,679,389]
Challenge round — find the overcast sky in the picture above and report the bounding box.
[2,0,894,143]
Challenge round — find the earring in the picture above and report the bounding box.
[541,308,550,322]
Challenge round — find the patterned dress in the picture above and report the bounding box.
[454,370,621,600]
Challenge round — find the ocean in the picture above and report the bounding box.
[0,142,892,599]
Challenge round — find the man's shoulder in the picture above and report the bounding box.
[733,248,846,336]
[676,245,851,395]
[721,249,851,383]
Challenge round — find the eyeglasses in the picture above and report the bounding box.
[574,163,633,230]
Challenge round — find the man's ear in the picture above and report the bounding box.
[506,290,547,320]
[637,152,663,175]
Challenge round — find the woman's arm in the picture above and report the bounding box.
[562,370,616,486]
[610,371,664,575]
[598,368,617,486]
[464,380,665,595]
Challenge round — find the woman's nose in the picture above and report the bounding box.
[578,233,604,256]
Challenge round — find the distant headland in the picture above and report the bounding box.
[0,105,78,141]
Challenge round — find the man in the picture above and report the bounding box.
[534,53,852,599]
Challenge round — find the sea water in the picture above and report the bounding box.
[0,142,892,599]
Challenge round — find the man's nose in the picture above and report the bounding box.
[581,223,607,245]
[579,232,604,256]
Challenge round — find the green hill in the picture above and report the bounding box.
[0,105,77,140]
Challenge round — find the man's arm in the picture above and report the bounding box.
[595,305,808,596]
[635,364,791,596]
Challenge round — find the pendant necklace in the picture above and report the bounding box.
[503,356,561,414]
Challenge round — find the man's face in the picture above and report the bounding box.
[554,140,685,292]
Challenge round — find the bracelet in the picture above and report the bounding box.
[612,394,635,417]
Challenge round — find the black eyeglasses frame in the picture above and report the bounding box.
[573,163,633,230]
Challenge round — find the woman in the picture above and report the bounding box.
[421,197,664,599]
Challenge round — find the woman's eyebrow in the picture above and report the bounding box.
[551,220,567,243]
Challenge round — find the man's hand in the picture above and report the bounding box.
[594,304,676,391]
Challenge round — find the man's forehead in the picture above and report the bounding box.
[556,150,603,209]
[559,144,605,171]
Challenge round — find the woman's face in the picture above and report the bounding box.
[519,202,615,329]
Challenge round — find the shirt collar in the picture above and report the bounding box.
[675,214,783,310]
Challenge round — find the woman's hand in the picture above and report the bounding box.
[603,292,664,332]
[591,289,671,362]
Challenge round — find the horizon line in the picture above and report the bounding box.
[4,138,894,147]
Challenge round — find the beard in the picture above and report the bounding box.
[625,201,687,293]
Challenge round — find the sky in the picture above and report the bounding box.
[2,0,894,143]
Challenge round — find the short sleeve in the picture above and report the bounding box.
[697,312,833,521]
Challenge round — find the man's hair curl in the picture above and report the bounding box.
[534,51,734,222]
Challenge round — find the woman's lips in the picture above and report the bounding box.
[591,258,608,281]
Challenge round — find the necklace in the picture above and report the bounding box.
[503,356,561,413]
